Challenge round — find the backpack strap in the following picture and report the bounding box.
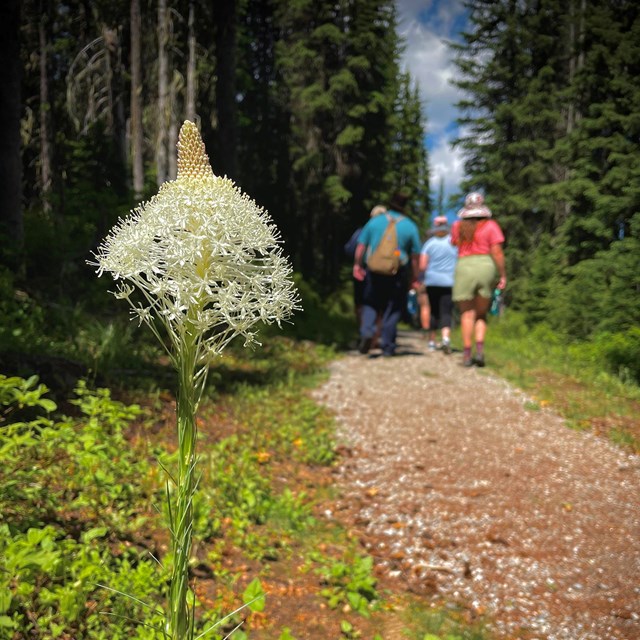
[383,212,402,227]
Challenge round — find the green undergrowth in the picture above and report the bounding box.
[0,273,357,403]
[1,337,487,640]
[465,311,640,452]
[399,599,489,640]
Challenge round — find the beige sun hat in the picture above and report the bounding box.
[457,191,492,219]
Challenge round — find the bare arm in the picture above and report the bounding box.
[490,243,507,289]
[419,253,429,274]
[353,242,367,281]
[410,254,421,289]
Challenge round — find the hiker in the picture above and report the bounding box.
[450,192,507,367]
[419,215,457,354]
[352,192,421,357]
[344,204,387,328]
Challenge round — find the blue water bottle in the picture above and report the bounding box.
[407,289,418,316]
[490,287,502,316]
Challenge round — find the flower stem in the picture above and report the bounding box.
[168,333,199,639]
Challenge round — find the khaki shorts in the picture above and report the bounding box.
[452,255,497,301]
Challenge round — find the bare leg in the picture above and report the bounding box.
[458,300,476,349]
[418,291,430,331]
[470,296,491,365]
[474,296,491,343]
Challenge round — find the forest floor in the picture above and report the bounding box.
[306,329,640,640]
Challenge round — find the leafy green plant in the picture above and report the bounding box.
[314,553,379,617]
[400,601,489,640]
[595,327,640,384]
[0,374,57,415]
[0,524,168,639]
[340,619,361,639]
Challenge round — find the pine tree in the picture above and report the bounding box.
[452,0,640,335]
[389,72,431,229]
[452,0,578,304]
[258,0,408,284]
[551,1,640,265]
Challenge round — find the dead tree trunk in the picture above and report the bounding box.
[156,0,169,186]
[185,0,197,122]
[168,71,178,180]
[130,0,144,198]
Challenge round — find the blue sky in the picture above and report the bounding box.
[395,0,469,213]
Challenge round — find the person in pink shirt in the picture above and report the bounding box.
[451,192,507,367]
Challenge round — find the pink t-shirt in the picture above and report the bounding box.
[451,219,504,257]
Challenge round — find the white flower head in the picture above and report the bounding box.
[92,120,299,360]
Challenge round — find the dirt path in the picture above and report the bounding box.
[312,330,640,640]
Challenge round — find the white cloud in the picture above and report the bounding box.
[429,135,465,202]
[395,0,469,209]
[401,23,461,136]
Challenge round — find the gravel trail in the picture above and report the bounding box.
[312,330,640,640]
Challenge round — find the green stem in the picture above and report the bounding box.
[168,334,199,639]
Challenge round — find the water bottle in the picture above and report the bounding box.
[490,287,502,316]
[407,289,418,316]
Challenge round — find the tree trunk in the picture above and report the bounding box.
[437,177,445,217]
[107,27,128,176]
[130,0,144,198]
[186,1,197,122]
[213,0,238,180]
[39,5,52,214]
[168,73,178,180]
[156,0,169,186]
[0,0,24,267]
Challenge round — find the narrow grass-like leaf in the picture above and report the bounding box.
[193,597,263,640]
[95,583,164,614]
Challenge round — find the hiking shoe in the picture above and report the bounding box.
[427,341,437,352]
[358,336,373,354]
[473,354,485,367]
[463,357,474,367]
[441,341,452,355]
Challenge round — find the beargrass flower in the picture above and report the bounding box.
[91,121,299,639]
[93,120,299,367]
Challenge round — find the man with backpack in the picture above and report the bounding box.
[352,192,422,357]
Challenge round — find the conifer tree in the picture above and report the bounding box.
[452,0,640,335]
[389,72,431,229]
[251,0,412,284]
[452,0,577,304]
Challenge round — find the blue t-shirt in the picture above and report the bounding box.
[359,211,421,267]
[420,235,457,287]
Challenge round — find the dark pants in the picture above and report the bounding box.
[360,269,408,355]
[426,286,453,330]
[353,277,365,307]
